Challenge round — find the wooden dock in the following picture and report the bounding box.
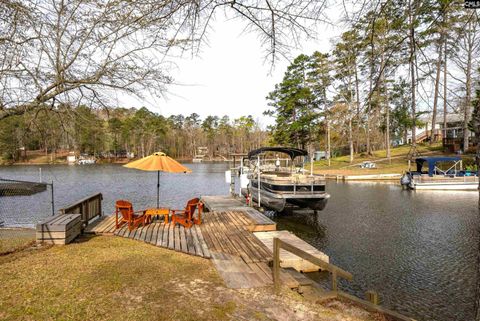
[83,195,412,321]
[201,195,276,231]
[84,195,332,289]
[85,215,210,258]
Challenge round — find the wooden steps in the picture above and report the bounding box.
[210,252,297,289]
[254,230,329,272]
[84,215,116,235]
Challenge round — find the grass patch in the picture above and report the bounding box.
[312,143,469,175]
[0,235,386,321]
[0,236,223,321]
[0,229,36,255]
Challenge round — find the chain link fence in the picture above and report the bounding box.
[0,178,55,254]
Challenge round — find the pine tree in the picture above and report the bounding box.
[333,31,361,162]
[265,54,321,149]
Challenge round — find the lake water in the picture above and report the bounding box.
[0,163,477,321]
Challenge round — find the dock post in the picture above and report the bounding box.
[310,156,313,177]
[273,237,280,294]
[331,270,337,291]
[51,181,55,216]
[229,168,235,196]
[257,155,261,207]
[365,290,379,305]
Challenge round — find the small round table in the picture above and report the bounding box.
[144,208,170,224]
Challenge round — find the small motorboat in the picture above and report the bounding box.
[400,156,478,190]
[241,147,330,212]
[77,158,96,165]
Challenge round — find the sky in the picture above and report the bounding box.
[122,10,343,128]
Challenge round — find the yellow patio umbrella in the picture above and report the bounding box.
[123,152,191,208]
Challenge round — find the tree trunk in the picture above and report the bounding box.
[354,58,361,155]
[443,37,448,143]
[431,38,443,144]
[367,42,373,156]
[349,115,354,163]
[475,100,480,321]
[408,0,417,149]
[326,116,331,166]
[380,42,390,160]
[386,91,391,159]
[464,21,473,152]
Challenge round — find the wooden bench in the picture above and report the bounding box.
[36,214,82,245]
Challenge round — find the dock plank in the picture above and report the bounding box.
[224,212,272,262]
[84,215,111,234]
[168,223,175,249]
[210,252,267,289]
[216,212,256,263]
[179,224,188,253]
[190,225,203,257]
[200,214,225,253]
[160,223,168,247]
[156,223,165,247]
[144,223,153,243]
[201,195,276,231]
[174,225,181,252]
[194,225,211,258]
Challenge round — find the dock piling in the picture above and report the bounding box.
[365,290,379,305]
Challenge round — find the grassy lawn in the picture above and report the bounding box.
[0,235,386,321]
[312,143,468,176]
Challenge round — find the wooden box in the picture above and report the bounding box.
[36,214,82,245]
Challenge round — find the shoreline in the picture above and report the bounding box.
[0,159,232,166]
[320,173,402,181]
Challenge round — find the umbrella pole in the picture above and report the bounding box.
[157,170,160,208]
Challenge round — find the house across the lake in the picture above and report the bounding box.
[404,114,474,153]
[438,114,475,153]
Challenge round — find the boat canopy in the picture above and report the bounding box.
[248,147,308,160]
[415,156,462,176]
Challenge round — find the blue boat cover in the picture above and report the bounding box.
[415,156,462,176]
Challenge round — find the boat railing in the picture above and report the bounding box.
[416,175,478,183]
[433,160,462,176]
[248,173,322,195]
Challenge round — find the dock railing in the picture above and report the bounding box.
[272,237,416,321]
[59,193,103,227]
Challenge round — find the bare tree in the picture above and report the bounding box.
[0,0,328,120]
[451,11,480,152]
[407,0,418,152]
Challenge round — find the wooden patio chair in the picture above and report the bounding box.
[171,198,203,228]
[115,200,146,231]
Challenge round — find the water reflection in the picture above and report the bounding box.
[274,181,478,321]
